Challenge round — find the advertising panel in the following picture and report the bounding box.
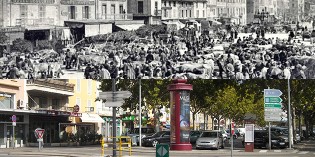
[179,91,190,143]
[170,91,176,144]
[245,124,254,142]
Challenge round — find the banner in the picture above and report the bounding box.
[179,91,190,143]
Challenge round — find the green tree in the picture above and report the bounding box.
[0,32,8,44]
[12,38,33,53]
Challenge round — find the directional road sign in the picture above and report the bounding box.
[156,144,169,157]
[264,89,283,122]
[12,115,16,122]
[99,91,132,107]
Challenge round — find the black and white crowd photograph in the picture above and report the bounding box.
[1,0,315,80]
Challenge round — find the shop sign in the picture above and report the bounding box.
[60,0,95,5]
[56,111,71,116]
[0,27,25,33]
[70,112,82,117]
[11,0,56,4]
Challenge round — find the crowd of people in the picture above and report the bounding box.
[1,24,314,80]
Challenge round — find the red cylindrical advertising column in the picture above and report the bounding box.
[168,79,193,151]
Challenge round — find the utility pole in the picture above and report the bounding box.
[139,79,142,147]
[288,79,292,149]
[112,78,117,157]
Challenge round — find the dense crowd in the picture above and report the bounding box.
[1,25,314,79]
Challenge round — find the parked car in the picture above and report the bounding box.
[126,127,155,146]
[196,130,224,150]
[190,130,201,144]
[225,129,239,139]
[238,128,246,137]
[253,130,288,149]
[141,131,170,147]
[269,127,289,145]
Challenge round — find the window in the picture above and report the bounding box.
[138,1,143,13]
[52,99,60,109]
[110,4,115,15]
[196,2,198,8]
[173,1,176,7]
[155,1,158,9]
[119,5,123,14]
[69,6,76,19]
[203,2,206,8]
[76,97,81,107]
[20,5,28,19]
[102,5,107,15]
[82,6,90,19]
[197,10,199,18]
[203,10,205,17]
[87,100,91,107]
[189,10,192,17]
[164,9,167,17]
[186,10,188,17]
[169,1,171,7]
[182,10,184,17]
[39,97,47,108]
[164,1,166,7]
[88,79,92,95]
[76,79,80,92]
[38,5,46,22]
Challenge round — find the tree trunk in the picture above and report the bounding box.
[292,107,296,145]
[204,111,206,130]
[298,110,302,141]
[305,115,309,140]
[192,112,196,130]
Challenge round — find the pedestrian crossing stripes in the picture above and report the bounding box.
[297,151,309,154]
[259,150,268,153]
[274,150,281,153]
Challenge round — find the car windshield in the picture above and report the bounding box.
[200,132,218,138]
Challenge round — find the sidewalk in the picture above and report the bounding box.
[294,137,315,151]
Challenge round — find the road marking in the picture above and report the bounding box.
[259,150,268,153]
[297,151,309,154]
[274,150,281,153]
[292,150,298,153]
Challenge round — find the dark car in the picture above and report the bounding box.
[190,130,201,144]
[142,131,170,147]
[126,127,155,146]
[254,130,287,149]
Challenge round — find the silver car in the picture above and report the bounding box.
[196,130,224,150]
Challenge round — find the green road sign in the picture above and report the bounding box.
[264,104,282,108]
[265,97,282,103]
[156,144,169,157]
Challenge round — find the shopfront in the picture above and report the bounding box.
[102,117,121,138]
[28,110,71,146]
[0,113,28,148]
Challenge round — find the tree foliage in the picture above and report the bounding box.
[0,32,8,44]
[12,38,33,53]
[99,79,315,137]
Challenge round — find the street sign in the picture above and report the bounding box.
[99,91,132,107]
[12,122,16,126]
[264,89,283,122]
[156,144,169,157]
[35,128,45,139]
[265,97,282,103]
[264,104,282,108]
[264,89,283,97]
[12,115,16,122]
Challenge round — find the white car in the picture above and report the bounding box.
[196,130,224,150]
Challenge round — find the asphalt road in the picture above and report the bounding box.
[1,138,315,157]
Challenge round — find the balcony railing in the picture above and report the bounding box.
[16,18,55,27]
[27,79,75,92]
[99,14,133,20]
[154,10,162,16]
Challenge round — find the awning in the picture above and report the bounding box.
[116,24,145,31]
[25,25,55,31]
[80,113,105,123]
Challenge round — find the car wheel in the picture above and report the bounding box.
[152,140,159,148]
